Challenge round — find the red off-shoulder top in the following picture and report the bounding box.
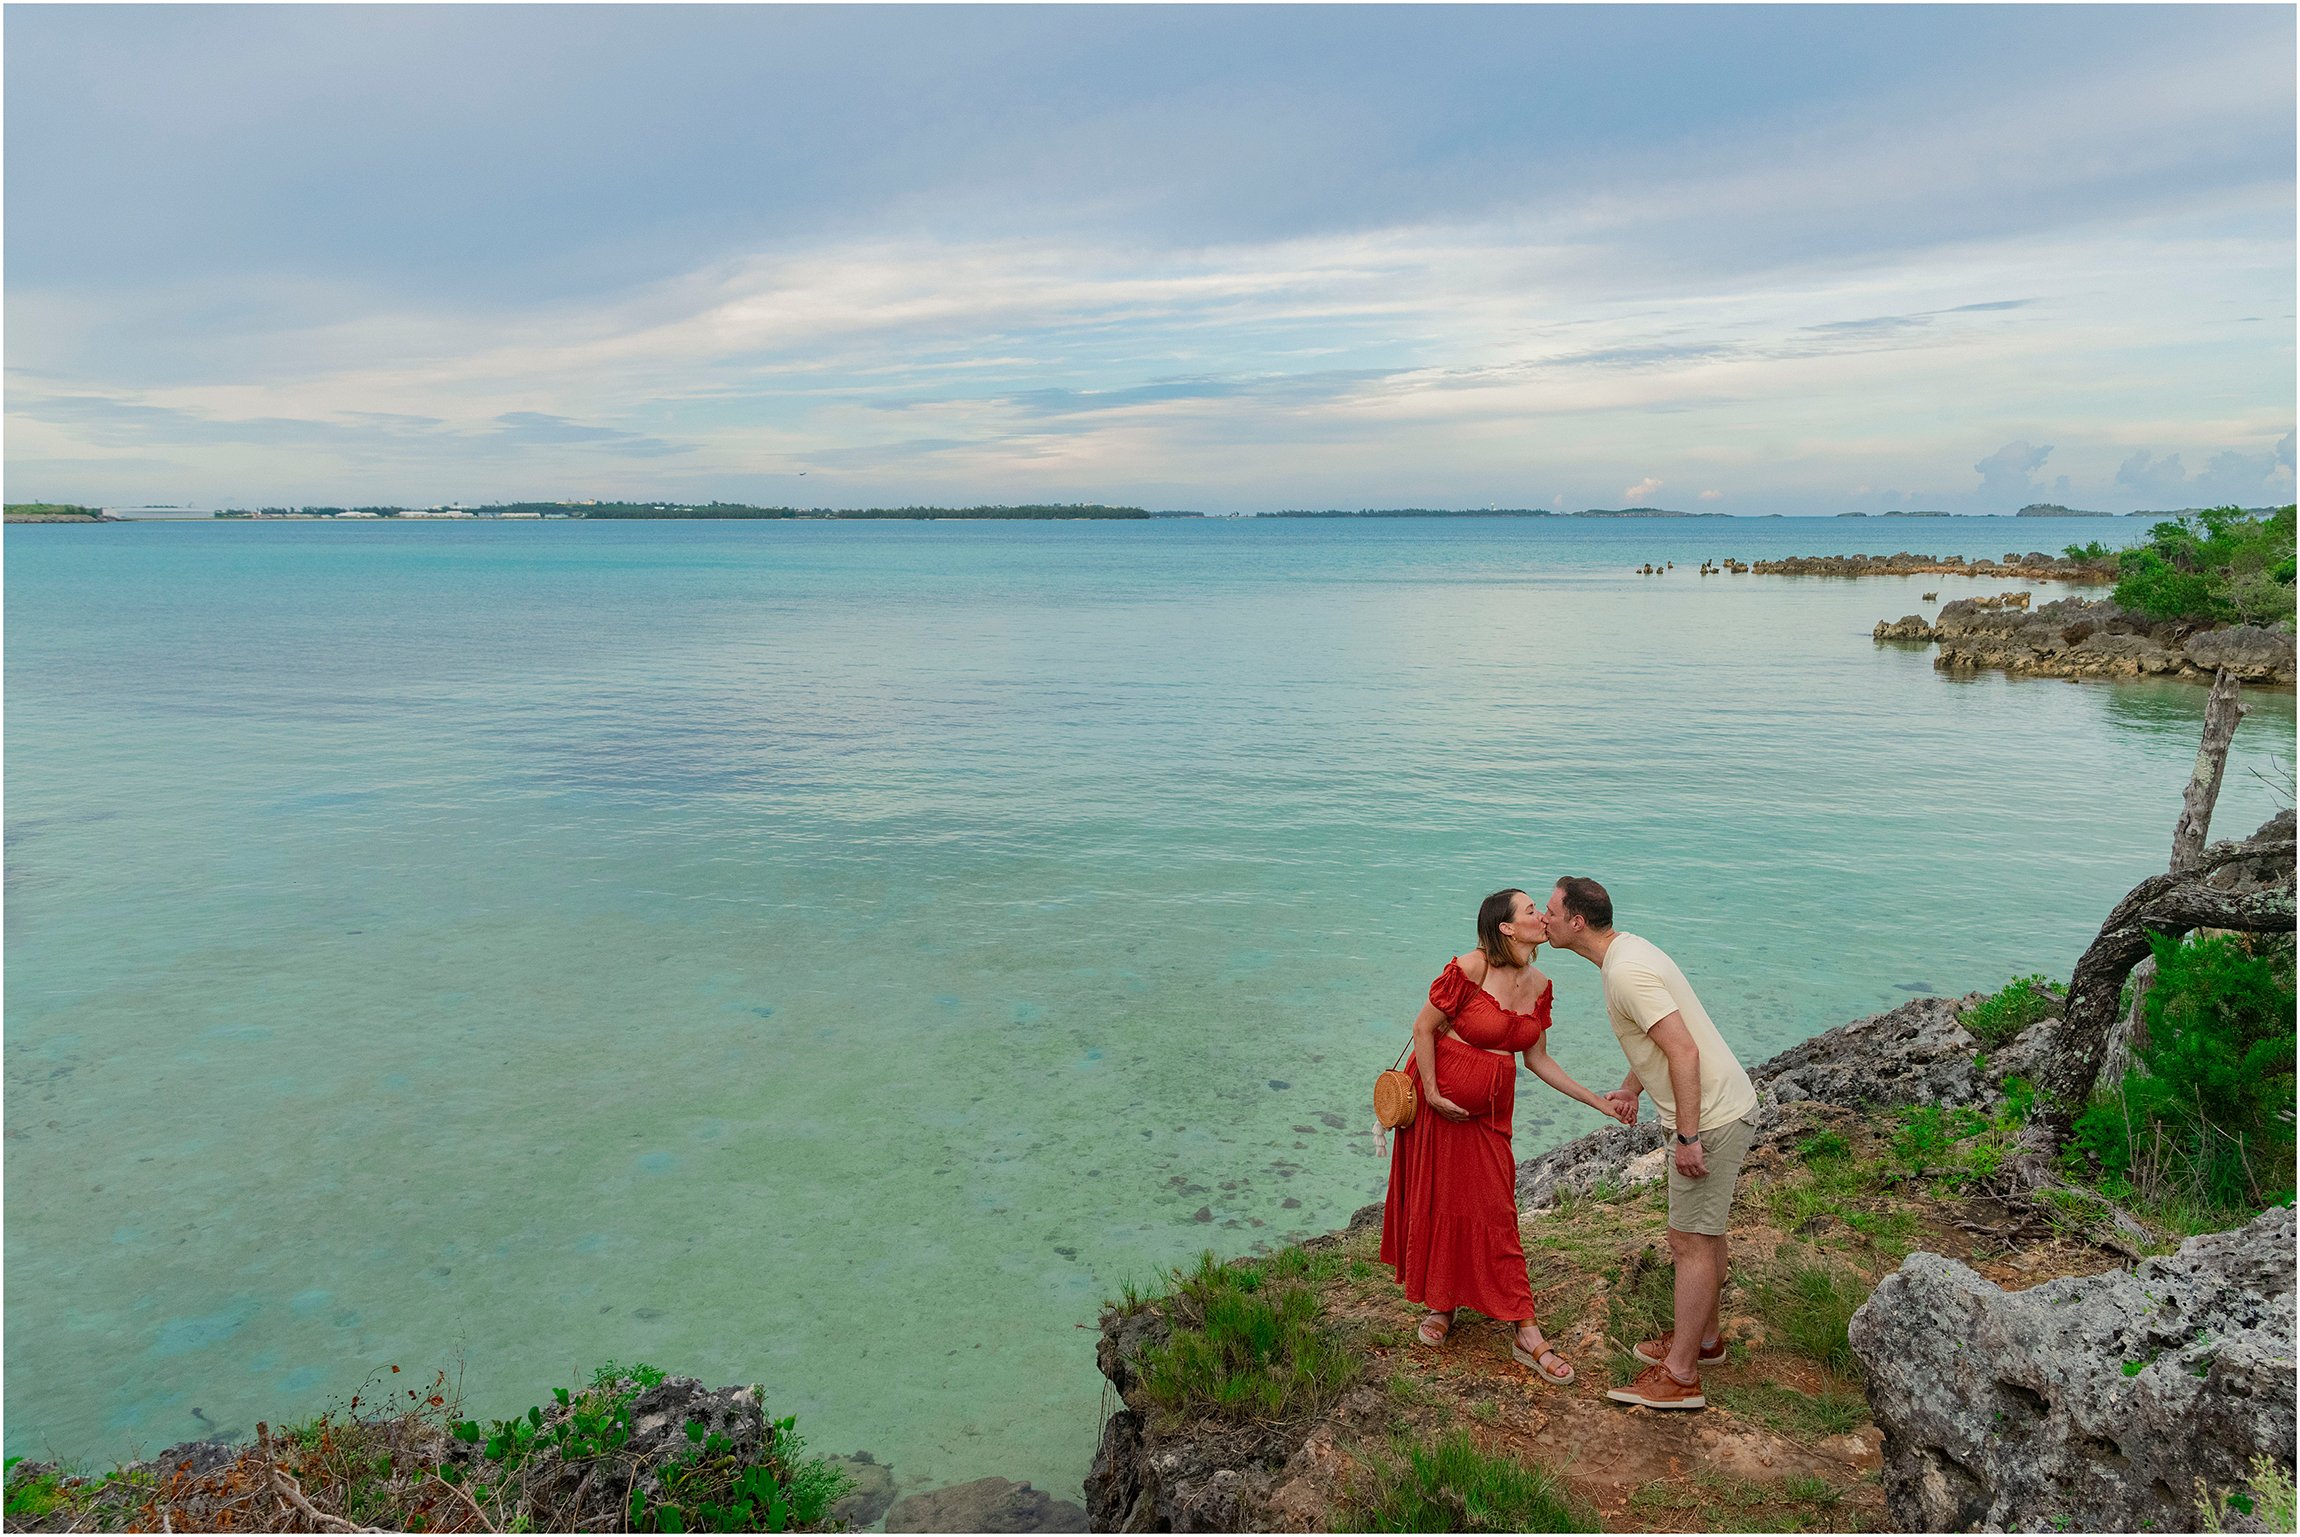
[1428,959,1551,1052]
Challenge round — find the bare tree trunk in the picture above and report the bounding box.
[2169,669,2250,873]
[2102,669,2249,1081]
[2028,832,2297,1154]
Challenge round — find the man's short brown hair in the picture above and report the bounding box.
[1554,876,1614,931]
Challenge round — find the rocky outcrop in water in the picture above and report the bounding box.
[1847,1205,2297,1532]
[887,1476,1088,1532]
[1756,551,2113,581]
[1873,594,2295,685]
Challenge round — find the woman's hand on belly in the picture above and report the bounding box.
[1425,1092,1473,1121]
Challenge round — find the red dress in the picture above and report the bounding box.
[1379,960,1551,1321]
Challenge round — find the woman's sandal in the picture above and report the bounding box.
[1512,1330,1574,1384]
[1416,1312,1453,1348]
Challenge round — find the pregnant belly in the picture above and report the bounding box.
[1431,1034,1511,1113]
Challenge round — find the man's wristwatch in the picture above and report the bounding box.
[1675,1132,1701,1146]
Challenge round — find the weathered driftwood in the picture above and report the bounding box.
[2108,668,2251,1078]
[2170,669,2250,873]
[2030,829,2297,1150]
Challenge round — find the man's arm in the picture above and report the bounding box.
[1646,1011,1707,1175]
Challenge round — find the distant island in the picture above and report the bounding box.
[2015,502,2109,517]
[3,503,107,522]
[1266,506,1727,519]
[1838,509,1951,518]
[198,501,1162,520]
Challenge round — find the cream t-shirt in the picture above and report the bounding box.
[1601,933,1757,1135]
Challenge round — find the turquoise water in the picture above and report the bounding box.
[7,516,2291,1498]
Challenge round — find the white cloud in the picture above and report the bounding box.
[1699,489,1724,501]
[1623,476,1665,503]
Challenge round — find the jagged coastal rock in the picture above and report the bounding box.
[886,1476,1089,1532]
[1848,1206,2297,1533]
[1871,594,2296,685]
[1754,550,2114,581]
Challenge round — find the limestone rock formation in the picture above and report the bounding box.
[886,1475,1088,1532]
[1847,1206,2297,1532]
[1897,594,2295,684]
[1875,613,1938,642]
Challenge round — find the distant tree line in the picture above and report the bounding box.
[486,501,1155,520]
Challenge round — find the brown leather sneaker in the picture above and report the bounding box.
[1633,1331,1727,1368]
[1607,1362,1707,1410]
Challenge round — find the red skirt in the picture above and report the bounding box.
[1379,1033,1534,1321]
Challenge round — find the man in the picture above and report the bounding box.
[1541,876,1757,1411]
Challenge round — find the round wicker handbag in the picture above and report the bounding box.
[1373,1041,1417,1130]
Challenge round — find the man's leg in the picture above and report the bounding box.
[1699,1234,1727,1351]
[1661,1227,1723,1381]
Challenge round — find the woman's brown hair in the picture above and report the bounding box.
[1476,888,1530,969]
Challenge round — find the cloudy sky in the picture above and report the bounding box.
[6,5,2294,513]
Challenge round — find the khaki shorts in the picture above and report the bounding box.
[1666,1115,1754,1237]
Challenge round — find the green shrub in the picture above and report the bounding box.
[2113,505,2297,626]
[1140,1250,1360,1424]
[1346,1429,1598,1532]
[2063,540,2116,563]
[2070,933,2296,1220]
[1961,974,2061,1048]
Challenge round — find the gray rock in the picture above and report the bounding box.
[1848,1205,2297,1532]
[136,1440,243,1479]
[1876,614,1938,642]
[1514,1116,1669,1209]
[2184,625,2298,683]
[1750,993,2055,1112]
[886,1476,1087,1532]
[828,1451,897,1528]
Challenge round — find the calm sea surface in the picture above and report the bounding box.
[6,516,2292,1495]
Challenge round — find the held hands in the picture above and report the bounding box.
[1599,1089,1639,1125]
[1673,1136,1709,1178]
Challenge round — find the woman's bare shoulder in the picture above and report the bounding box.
[1454,951,1490,984]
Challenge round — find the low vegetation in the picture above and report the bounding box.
[1958,974,2062,1048]
[1625,1468,1849,1534]
[1345,1428,1598,1532]
[2107,504,2297,627]
[1,1362,851,1534]
[1139,1247,1363,1425]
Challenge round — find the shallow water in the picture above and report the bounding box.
[6,515,2290,1496]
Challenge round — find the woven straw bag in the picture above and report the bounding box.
[1373,1042,1417,1129]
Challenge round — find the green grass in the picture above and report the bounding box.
[1709,1379,1868,1442]
[1960,975,2061,1049]
[1628,1469,1850,1531]
[4,1460,76,1522]
[1764,1128,1917,1252]
[1346,1429,1599,1532]
[1139,1249,1361,1425]
[1603,1246,1677,1352]
[1747,1256,1868,1379]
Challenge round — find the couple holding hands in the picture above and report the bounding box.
[1378,878,1756,1411]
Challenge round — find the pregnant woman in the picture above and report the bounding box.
[1380,887,1627,1383]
